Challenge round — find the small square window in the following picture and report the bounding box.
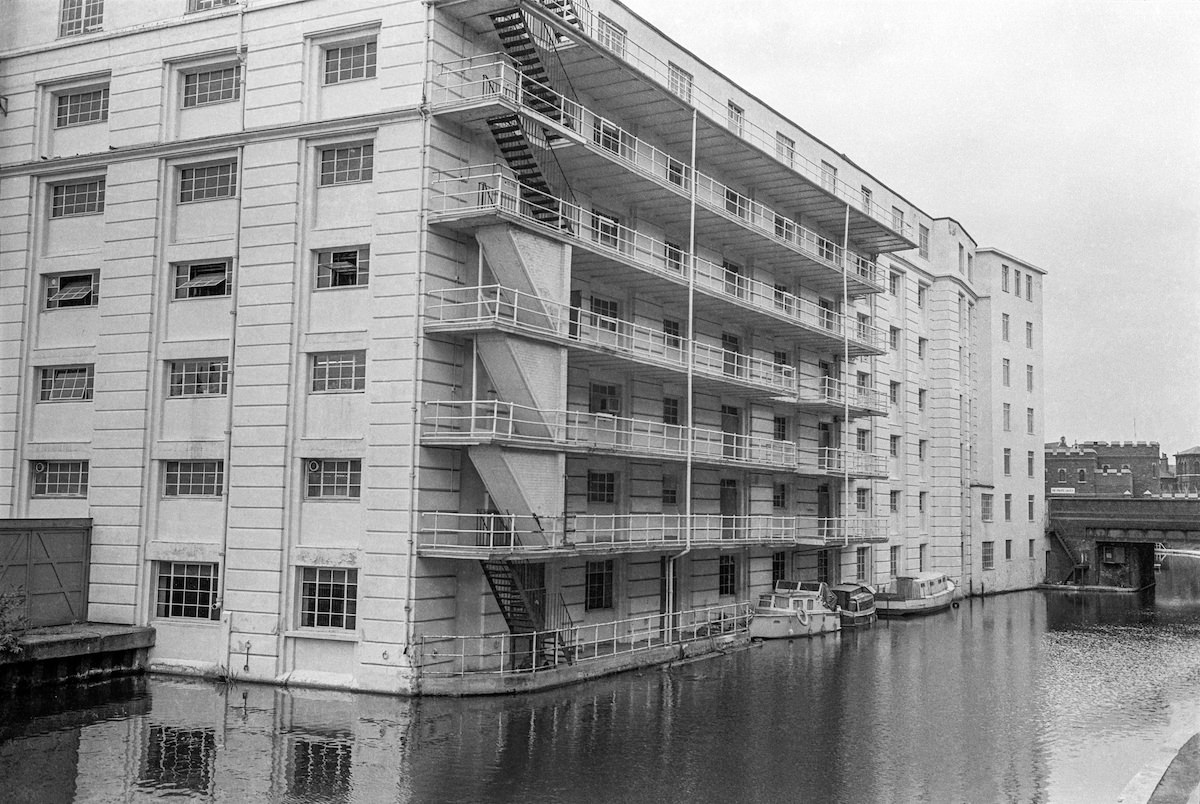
[300,567,358,629]
[55,86,109,128]
[324,40,377,85]
[163,460,224,497]
[182,65,241,108]
[60,0,103,37]
[311,352,366,393]
[319,143,374,185]
[179,161,237,203]
[589,382,622,415]
[44,271,99,309]
[39,365,94,401]
[306,459,362,499]
[155,562,218,620]
[31,460,89,497]
[169,359,228,397]
[590,210,620,249]
[173,261,230,299]
[316,247,370,289]
[587,471,616,504]
[51,178,106,217]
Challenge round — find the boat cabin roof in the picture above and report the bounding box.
[894,572,949,584]
[832,582,874,594]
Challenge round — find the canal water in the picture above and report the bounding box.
[5,558,1200,803]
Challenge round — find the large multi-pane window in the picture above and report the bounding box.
[774,416,789,442]
[188,0,237,10]
[1028,495,1036,522]
[587,471,616,504]
[889,490,901,513]
[775,132,795,166]
[179,161,237,202]
[1027,451,1036,477]
[55,86,109,128]
[585,560,614,610]
[595,14,626,56]
[1002,358,1010,387]
[727,102,744,136]
[1027,407,1036,435]
[919,225,930,258]
[316,247,370,289]
[1026,321,1034,348]
[890,545,900,578]
[324,40,377,84]
[589,296,620,330]
[51,178,105,217]
[1003,403,1012,431]
[981,493,993,522]
[32,460,89,497]
[982,541,995,570]
[817,550,831,584]
[169,359,228,397]
[44,271,99,309]
[1002,313,1011,341]
[856,547,870,583]
[590,210,620,249]
[667,62,693,102]
[662,397,680,426]
[772,551,787,586]
[588,382,621,415]
[319,144,374,185]
[772,484,787,510]
[182,65,241,107]
[39,365,94,401]
[173,261,230,299]
[305,459,362,499]
[155,562,218,619]
[60,0,103,36]
[1003,448,1012,475]
[1004,493,1013,521]
[856,487,870,513]
[299,568,357,629]
[163,460,224,497]
[311,352,366,393]
[718,555,737,596]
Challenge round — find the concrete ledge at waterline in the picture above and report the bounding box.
[1118,731,1200,804]
[1,623,155,665]
[1037,583,1148,594]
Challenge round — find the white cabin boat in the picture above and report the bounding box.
[875,572,956,617]
[749,581,841,639]
[831,582,877,626]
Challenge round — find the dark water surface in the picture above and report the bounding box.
[6,561,1200,803]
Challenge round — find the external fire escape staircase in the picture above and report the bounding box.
[481,558,574,667]
[1049,529,1088,584]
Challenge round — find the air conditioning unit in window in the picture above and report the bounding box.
[307,460,322,473]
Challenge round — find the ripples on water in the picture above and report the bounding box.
[5,561,1200,803]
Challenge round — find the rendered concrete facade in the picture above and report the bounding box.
[0,0,1047,693]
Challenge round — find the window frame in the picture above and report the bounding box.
[323,38,378,85]
[181,63,242,108]
[39,364,95,402]
[318,142,374,186]
[315,246,370,289]
[981,493,993,522]
[168,358,229,397]
[299,567,358,630]
[163,460,225,497]
[172,260,231,300]
[718,555,737,596]
[586,470,616,504]
[982,541,995,571]
[44,271,99,309]
[54,85,110,128]
[178,160,238,203]
[311,351,366,393]
[305,458,363,499]
[584,559,614,610]
[59,0,104,37]
[154,561,219,620]
[667,62,693,103]
[31,460,89,497]
[50,177,106,218]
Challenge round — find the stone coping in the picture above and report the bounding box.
[1,623,155,666]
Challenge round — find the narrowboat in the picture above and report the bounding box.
[749,580,841,639]
[875,572,957,617]
[831,582,877,626]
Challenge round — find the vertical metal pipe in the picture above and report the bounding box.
[842,204,851,549]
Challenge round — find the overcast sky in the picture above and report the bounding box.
[623,0,1200,455]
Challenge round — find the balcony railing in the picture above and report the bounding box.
[424,284,796,396]
[430,60,887,291]
[818,447,889,477]
[414,600,752,678]
[417,511,842,555]
[818,517,890,545]
[491,7,916,242]
[421,400,798,471]
[798,376,889,415]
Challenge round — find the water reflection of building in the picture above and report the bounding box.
[1,0,1045,694]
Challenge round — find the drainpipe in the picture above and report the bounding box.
[403,0,437,685]
[841,205,850,553]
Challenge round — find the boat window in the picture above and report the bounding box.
[758,595,773,607]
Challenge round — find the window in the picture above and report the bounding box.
[316,247,370,289]
[1027,407,1035,435]
[958,243,965,274]
[817,550,831,584]
[39,365,93,401]
[585,560,614,610]
[590,296,619,331]
[772,552,787,585]
[856,547,870,582]
[44,271,99,309]
[319,143,374,185]
[31,460,89,497]
[889,381,900,405]
[889,435,900,457]
[662,475,678,506]
[55,86,109,128]
[773,484,787,510]
[1028,495,1036,522]
[773,350,789,368]
[666,160,687,189]
[820,161,837,192]
[981,493,993,522]
[173,261,230,299]
[587,470,615,503]
[1029,538,1036,558]
[1002,265,1009,292]
[667,62,693,102]
[1014,270,1021,298]
[179,161,237,202]
[155,562,218,619]
[59,0,103,36]
[919,440,928,461]
[918,225,929,258]
[724,188,748,219]
[889,272,901,296]
[918,337,928,359]
[1002,313,1010,341]
[662,397,680,426]
[299,567,357,629]
[1003,448,1012,475]
[324,40,377,84]
[1026,321,1034,348]
[1078,469,1087,483]
[891,207,905,232]
[890,545,900,577]
[1003,403,1012,431]
[311,352,366,393]
[775,132,795,166]
[856,429,870,452]
[663,242,686,274]
[1028,451,1036,478]
[918,543,927,572]
[306,459,362,499]
[596,14,626,56]
[182,65,240,107]
[856,487,870,513]
[591,209,620,249]
[1005,540,1013,560]
[1002,358,1010,387]
[918,491,927,513]
[889,490,900,513]
[1057,468,1066,482]
[1026,364,1034,392]
[718,555,737,596]
[918,389,927,411]
[1004,493,1013,521]
[163,460,224,497]
[589,382,621,415]
[982,541,995,570]
[188,0,237,10]
[916,284,928,309]
[861,186,872,212]
[727,101,744,136]
[169,359,228,397]
[1026,276,1033,302]
[774,416,788,442]
[889,327,900,350]
[51,178,105,217]
[663,318,682,350]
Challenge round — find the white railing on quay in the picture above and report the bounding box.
[414,600,752,677]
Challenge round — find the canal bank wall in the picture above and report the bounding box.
[0,624,154,693]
